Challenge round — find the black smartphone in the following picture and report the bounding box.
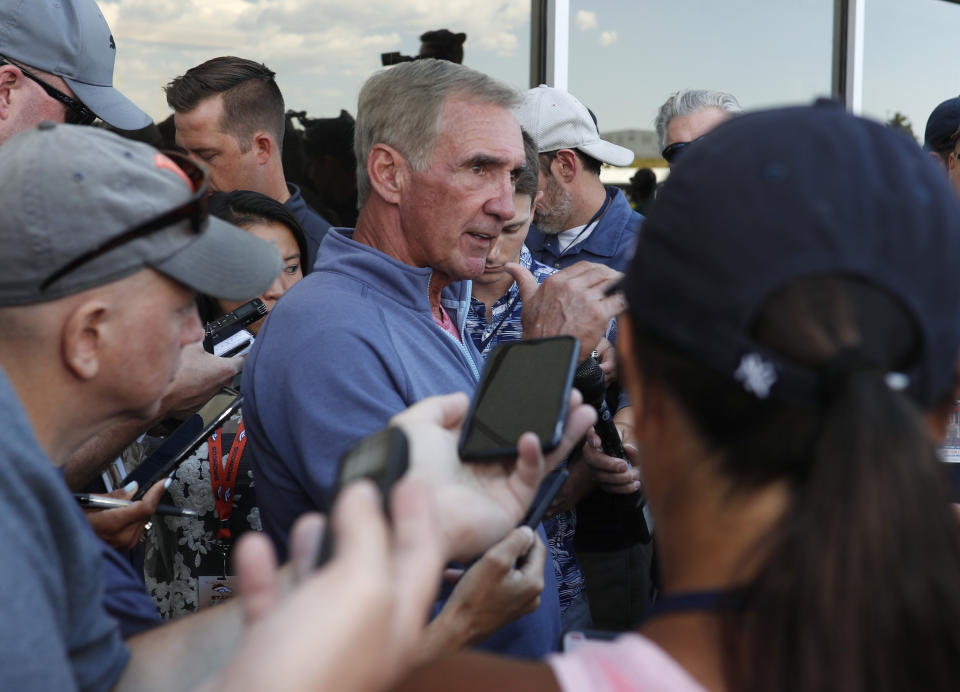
[315,426,409,567]
[459,336,579,461]
[122,386,243,500]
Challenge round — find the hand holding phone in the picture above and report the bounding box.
[122,386,243,500]
[386,387,597,563]
[315,427,409,567]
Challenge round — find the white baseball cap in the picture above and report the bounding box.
[515,85,634,167]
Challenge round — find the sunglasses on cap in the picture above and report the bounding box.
[0,55,97,126]
[41,152,210,291]
[661,135,706,164]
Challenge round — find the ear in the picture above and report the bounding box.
[0,64,21,121]
[531,188,544,212]
[553,149,580,184]
[253,131,273,165]
[61,299,109,381]
[366,143,407,205]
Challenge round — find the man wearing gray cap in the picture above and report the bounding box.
[515,85,642,273]
[0,121,590,691]
[0,1,261,522]
[0,0,151,141]
[0,121,276,689]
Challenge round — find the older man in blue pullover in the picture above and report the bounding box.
[243,59,623,658]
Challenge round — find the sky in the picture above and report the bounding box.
[99,0,960,144]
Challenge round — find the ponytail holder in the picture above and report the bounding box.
[818,347,880,400]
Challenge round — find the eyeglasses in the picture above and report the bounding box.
[661,136,706,164]
[0,55,97,126]
[41,152,210,291]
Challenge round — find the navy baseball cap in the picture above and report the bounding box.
[620,104,960,407]
[924,96,960,153]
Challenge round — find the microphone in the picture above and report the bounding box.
[573,356,652,542]
[574,357,627,460]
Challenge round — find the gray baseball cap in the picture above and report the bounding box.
[0,0,151,130]
[0,122,282,306]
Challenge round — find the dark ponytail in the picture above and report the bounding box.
[632,276,960,692]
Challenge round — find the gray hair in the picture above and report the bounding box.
[354,59,518,203]
[655,89,742,152]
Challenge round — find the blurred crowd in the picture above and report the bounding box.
[3,2,960,692]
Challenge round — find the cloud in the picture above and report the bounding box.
[576,10,597,31]
[599,31,618,46]
[97,0,531,121]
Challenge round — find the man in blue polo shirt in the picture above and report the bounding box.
[515,85,642,273]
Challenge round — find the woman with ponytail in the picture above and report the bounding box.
[394,104,960,691]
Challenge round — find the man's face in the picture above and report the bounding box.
[399,96,524,283]
[106,269,204,419]
[533,161,574,235]
[665,106,729,149]
[174,95,261,193]
[474,193,534,289]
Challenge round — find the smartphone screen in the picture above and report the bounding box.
[123,386,243,500]
[459,336,578,461]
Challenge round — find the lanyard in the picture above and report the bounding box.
[207,420,246,540]
[553,187,616,260]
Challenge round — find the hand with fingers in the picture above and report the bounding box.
[216,478,446,692]
[417,527,547,661]
[506,260,625,364]
[596,336,619,384]
[581,432,642,496]
[82,478,170,551]
[389,390,596,562]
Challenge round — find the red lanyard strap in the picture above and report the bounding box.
[207,420,247,539]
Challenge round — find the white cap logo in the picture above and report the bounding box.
[734,353,778,399]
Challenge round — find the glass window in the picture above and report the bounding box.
[567,0,834,162]
[861,0,960,144]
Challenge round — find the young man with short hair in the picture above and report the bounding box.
[166,56,331,268]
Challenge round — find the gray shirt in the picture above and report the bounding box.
[0,367,129,691]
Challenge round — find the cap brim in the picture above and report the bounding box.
[579,139,636,167]
[152,217,282,301]
[65,77,152,131]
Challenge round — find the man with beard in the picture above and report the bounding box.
[515,85,642,272]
